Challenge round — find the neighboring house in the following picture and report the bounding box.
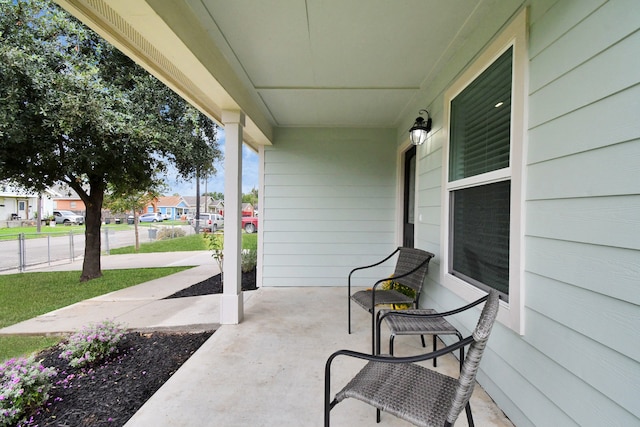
[241,203,253,217]
[156,195,189,220]
[209,198,224,215]
[183,196,224,216]
[51,1,640,426]
[50,184,86,214]
[0,181,56,223]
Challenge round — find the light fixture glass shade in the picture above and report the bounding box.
[409,114,432,145]
[410,127,428,145]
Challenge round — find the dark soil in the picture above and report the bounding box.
[18,270,257,426]
[23,331,213,427]
[164,270,257,299]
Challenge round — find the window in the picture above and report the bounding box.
[449,47,513,301]
[442,9,527,333]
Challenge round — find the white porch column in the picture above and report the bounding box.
[221,109,245,324]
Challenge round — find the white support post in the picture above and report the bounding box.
[221,110,245,324]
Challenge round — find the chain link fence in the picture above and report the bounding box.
[0,224,198,273]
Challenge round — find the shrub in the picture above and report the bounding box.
[205,233,224,273]
[156,227,186,240]
[0,357,57,426]
[58,320,125,368]
[241,249,257,273]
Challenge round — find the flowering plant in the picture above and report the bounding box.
[59,320,125,368]
[0,357,57,426]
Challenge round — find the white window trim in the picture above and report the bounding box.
[441,8,528,334]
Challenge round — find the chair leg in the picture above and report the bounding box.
[465,401,475,427]
[348,297,351,334]
[371,310,376,354]
[433,335,437,367]
[457,332,464,372]
[420,334,426,347]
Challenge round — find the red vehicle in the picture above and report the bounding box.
[241,216,258,233]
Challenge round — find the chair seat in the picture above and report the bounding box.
[351,289,414,312]
[335,361,458,427]
[380,309,459,336]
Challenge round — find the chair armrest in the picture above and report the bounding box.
[326,335,474,373]
[348,247,400,292]
[377,293,489,323]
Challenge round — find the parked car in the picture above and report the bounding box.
[242,216,258,233]
[194,213,224,232]
[53,210,84,225]
[139,212,164,223]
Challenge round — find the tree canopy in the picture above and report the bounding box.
[0,0,222,281]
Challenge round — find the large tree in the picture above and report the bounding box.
[0,0,221,281]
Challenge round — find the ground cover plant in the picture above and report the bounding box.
[0,357,58,426]
[8,329,213,427]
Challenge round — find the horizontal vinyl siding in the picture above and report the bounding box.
[262,127,398,286]
[523,0,640,425]
[411,1,640,426]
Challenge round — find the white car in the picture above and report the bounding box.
[139,212,164,223]
[194,213,224,232]
[53,210,84,225]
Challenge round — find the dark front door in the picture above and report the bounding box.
[403,146,416,248]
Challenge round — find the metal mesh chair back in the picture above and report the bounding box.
[445,290,500,424]
[391,247,433,293]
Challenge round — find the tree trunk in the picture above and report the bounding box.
[80,189,104,282]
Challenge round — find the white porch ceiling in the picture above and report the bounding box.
[56,0,507,146]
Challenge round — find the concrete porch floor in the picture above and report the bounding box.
[126,286,514,427]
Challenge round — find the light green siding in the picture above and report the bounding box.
[412,0,640,425]
[262,127,398,286]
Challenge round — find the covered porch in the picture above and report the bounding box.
[125,286,513,426]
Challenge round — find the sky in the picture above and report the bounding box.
[164,128,259,197]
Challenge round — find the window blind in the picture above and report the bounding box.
[451,181,510,299]
[449,47,513,181]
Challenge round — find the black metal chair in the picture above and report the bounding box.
[375,295,493,366]
[326,291,499,427]
[348,247,434,353]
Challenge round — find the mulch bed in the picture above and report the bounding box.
[18,270,257,426]
[164,269,257,299]
[23,331,213,427]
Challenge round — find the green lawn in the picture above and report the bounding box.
[1,228,258,361]
[0,267,190,361]
[109,232,257,254]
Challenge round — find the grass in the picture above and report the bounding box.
[109,232,258,254]
[109,233,208,254]
[0,225,85,240]
[0,267,190,361]
[0,336,62,362]
[1,228,258,361]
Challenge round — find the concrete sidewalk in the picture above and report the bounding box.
[0,251,229,335]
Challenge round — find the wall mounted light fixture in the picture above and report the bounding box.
[409,109,432,145]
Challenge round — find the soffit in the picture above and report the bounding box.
[56,0,497,144]
[187,0,481,128]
